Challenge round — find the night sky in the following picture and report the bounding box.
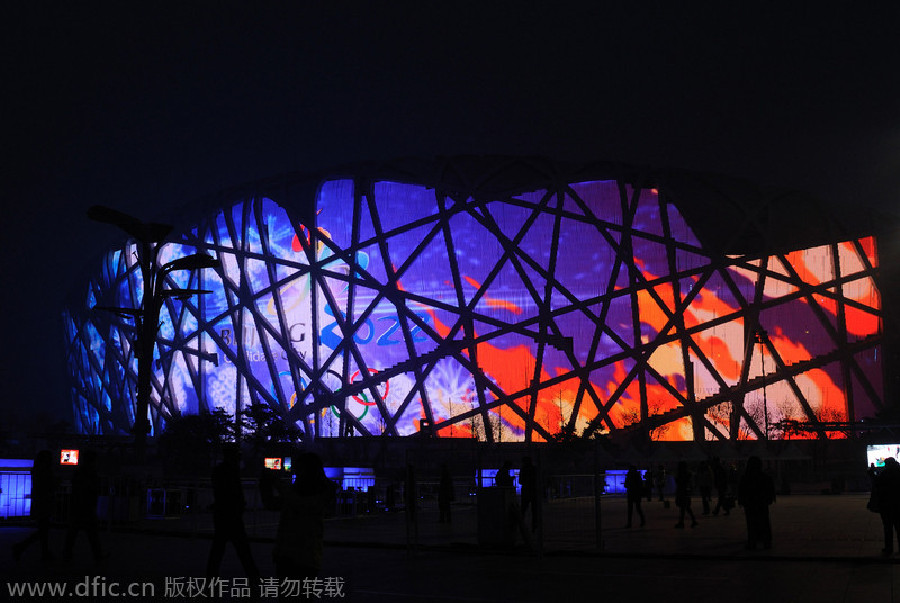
[3,3,899,430]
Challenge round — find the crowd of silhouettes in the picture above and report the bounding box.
[619,455,783,550]
[9,445,345,581]
[16,444,899,572]
[12,448,107,565]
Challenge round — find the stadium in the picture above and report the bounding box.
[62,157,893,445]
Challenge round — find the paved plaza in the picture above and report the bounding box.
[3,493,900,602]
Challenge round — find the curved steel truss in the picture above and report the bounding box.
[64,160,884,441]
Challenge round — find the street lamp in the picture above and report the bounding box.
[754,327,769,440]
[88,205,216,459]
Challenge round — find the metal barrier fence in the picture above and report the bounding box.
[27,468,697,553]
[27,468,612,552]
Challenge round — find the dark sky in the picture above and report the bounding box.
[3,3,899,429]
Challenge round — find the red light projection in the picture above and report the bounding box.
[66,164,884,442]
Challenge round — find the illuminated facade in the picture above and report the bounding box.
[63,158,885,442]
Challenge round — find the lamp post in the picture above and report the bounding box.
[88,205,217,460]
[754,327,769,440]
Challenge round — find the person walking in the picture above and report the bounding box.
[711,457,731,516]
[63,449,104,563]
[643,467,653,502]
[654,464,667,503]
[438,464,454,524]
[696,460,713,515]
[260,452,336,579]
[874,457,900,557]
[495,461,514,488]
[206,445,260,581]
[519,456,539,530]
[12,450,56,562]
[737,455,776,550]
[674,461,698,528]
[624,465,646,528]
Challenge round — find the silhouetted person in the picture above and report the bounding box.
[438,464,454,523]
[367,483,377,513]
[206,445,259,581]
[405,464,417,518]
[737,455,776,550]
[63,449,103,563]
[674,461,698,528]
[386,482,398,512]
[644,467,653,502]
[260,452,335,580]
[696,460,713,515]
[654,464,667,503]
[874,457,900,557]
[711,457,730,516]
[495,460,514,488]
[868,462,878,484]
[12,450,55,562]
[624,465,645,528]
[405,463,418,547]
[519,456,539,530]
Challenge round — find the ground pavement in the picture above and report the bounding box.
[3,493,900,602]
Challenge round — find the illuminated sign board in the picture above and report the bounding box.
[866,444,900,468]
[60,449,79,465]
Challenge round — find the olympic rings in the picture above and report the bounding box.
[321,368,369,421]
[329,403,368,421]
[271,370,306,409]
[350,368,389,406]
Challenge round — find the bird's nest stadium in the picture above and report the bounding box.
[63,157,896,444]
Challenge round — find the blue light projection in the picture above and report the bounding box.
[63,165,884,442]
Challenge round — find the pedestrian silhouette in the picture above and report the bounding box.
[873,457,900,557]
[624,465,646,528]
[674,461,698,528]
[438,464,454,524]
[737,455,776,550]
[711,457,731,516]
[12,450,55,562]
[404,463,419,547]
[206,445,260,581]
[654,464,668,504]
[519,456,539,530]
[386,482,398,512]
[260,452,335,579]
[696,460,713,515]
[63,449,104,563]
[495,460,514,488]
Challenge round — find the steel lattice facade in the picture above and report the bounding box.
[63,158,885,442]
